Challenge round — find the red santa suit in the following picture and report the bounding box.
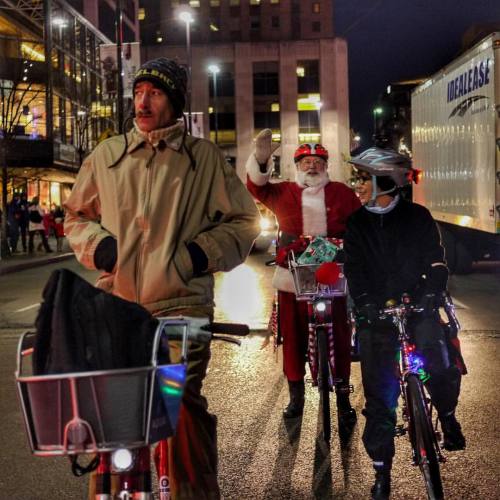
[246,155,361,382]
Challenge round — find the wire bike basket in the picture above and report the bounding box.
[15,319,189,457]
[288,250,348,300]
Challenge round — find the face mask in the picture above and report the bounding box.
[364,194,400,214]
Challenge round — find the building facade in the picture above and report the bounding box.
[139,0,350,182]
[0,0,138,209]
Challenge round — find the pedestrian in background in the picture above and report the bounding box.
[7,194,21,253]
[18,193,29,252]
[28,196,52,253]
[52,205,65,252]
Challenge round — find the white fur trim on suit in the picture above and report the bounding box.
[271,266,296,293]
[245,154,273,186]
[302,187,327,236]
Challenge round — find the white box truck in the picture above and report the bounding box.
[412,32,500,273]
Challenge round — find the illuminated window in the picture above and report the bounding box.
[297,94,321,111]
[229,0,240,5]
[210,0,220,5]
[312,2,320,13]
[271,103,280,112]
[208,106,214,114]
[138,8,145,20]
[189,0,200,7]
[296,66,305,77]
[270,0,280,3]
[250,0,261,4]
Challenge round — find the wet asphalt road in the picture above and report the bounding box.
[0,254,499,499]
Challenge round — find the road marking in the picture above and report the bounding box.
[14,303,40,313]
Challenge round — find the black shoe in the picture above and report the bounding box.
[440,414,466,451]
[338,405,357,429]
[336,384,357,429]
[371,469,391,500]
[283,380,304,419]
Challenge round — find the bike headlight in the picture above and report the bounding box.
[111,448,134,471]
[315,301,327,313]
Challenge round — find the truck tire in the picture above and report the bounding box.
[454,241,473,274]
[439,225,456,273]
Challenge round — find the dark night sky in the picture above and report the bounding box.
[334,0,500,148]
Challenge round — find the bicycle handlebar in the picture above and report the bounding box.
[379,303,424,319]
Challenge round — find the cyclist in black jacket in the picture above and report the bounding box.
[344,148,465,500]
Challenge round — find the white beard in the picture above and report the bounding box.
[296,169,329,188]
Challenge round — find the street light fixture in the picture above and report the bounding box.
[177,7,194,134]
[208,64,220,145]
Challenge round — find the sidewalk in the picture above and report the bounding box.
[0,236,75,276]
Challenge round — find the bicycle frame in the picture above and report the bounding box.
[306,298,335,386]
[380,303,446,464]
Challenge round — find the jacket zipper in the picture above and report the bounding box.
[135,148,156,304]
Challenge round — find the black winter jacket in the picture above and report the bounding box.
[344,198,447,308]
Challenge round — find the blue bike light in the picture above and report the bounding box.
[315,301,327,313]
[111,448,134,471]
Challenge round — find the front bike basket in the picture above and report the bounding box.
[15,319,189,457]
[289,251,347,300]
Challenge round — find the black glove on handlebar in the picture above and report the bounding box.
[418,293,439,316]
[357,303,379,325]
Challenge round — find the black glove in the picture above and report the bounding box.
[186,241,208,277]
[357,303,379,325]
[94,236,117,273]
[418,293,438,316]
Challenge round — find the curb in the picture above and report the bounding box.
[0,253,75,276]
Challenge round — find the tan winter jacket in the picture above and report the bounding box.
[64,124,260,313]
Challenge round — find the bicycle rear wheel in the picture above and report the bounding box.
[316,326,331,443]
[406,374,444,500]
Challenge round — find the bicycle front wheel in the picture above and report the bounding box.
[406,374,444,500]
[316,326,331,443]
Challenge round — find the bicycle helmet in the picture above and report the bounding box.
[294,143,329,163]
[348,147,412,187]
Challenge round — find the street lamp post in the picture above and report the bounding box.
[208,64,220,145]
[178,8,194,134]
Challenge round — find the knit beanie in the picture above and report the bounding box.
[133,58,188,118]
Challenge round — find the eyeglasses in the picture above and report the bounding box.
[299,158,326,168]
[353,174,372,185]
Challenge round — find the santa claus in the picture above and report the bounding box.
[246,129,361,425]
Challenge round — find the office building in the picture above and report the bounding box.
[139,0,350,181]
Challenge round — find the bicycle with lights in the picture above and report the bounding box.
[16,317,248,499]
[288,247,349,444]
[377,293,460,500]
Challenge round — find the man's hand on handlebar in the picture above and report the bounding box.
[357,303,379,325]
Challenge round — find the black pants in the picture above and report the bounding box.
[28,230,51,252]
[359,314,461,463]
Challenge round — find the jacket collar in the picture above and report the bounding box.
[127,120,185,153]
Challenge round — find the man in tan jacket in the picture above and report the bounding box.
[64,57,260,499]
